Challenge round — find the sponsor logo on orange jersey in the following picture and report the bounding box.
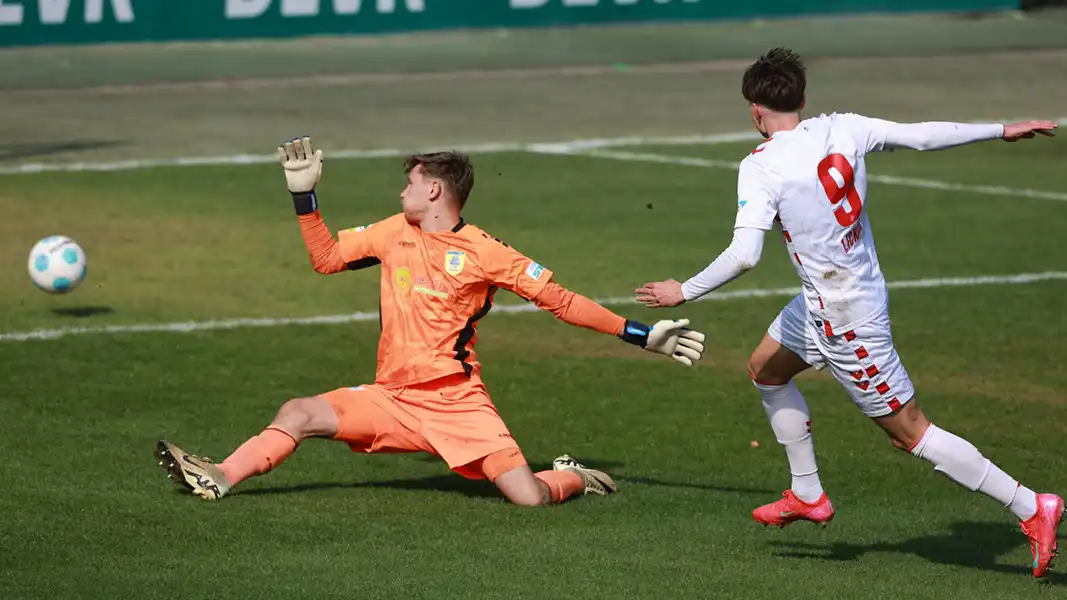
[413,276,450,299]
[525,261,545,280]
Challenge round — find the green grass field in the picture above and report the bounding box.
[3,10,1067,600]
[3,137,1067,599]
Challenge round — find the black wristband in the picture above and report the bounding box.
[619,320,650,348]
[292,191,318,216]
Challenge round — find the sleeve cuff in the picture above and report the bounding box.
[292,191,318,215]
[680,279,700,302]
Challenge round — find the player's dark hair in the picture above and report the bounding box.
[404,151,475,207]
[742,48,806,113]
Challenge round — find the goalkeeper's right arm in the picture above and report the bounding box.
[278,136,347,275]
[298,212,348,275]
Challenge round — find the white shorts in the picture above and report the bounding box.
[767,295,915,418]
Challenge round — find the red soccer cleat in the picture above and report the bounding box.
[1020,493,1065,578]
[752,489,835,528]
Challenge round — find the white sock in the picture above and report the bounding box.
[755,380,824,503]
[1009,485,1039,521]
[909,423,1038,520]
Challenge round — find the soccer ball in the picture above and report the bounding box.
[28,235,87,294]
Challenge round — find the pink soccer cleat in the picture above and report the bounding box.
[752,489,835,528]
[1020,493,1064,578]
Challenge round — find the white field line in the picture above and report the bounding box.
[3,117,1062,176]
[556,148,1067,203]
[3,271,1066,343]
[2,60,757,97]
[0,131,763,175]
[10,50,1067,97]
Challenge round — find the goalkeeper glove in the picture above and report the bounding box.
[619,318,706,366]
[277,136,324,215]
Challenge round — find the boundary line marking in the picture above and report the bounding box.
[2,60,757,97]
[0,131,763,175]
[3,117,1062,176]
[555,148,1067,203]
[3,271,1065,343]
[12,49,1067,96]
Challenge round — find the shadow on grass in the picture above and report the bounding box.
[51,306,114,318]
[0,139,125,161]
[238,460,627,500]
[237,462,779,500]
[617,476,776,495]
[240,475,503,499]
[771,520,1067,584]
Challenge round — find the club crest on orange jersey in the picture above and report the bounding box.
[394,267,412,291]
[445,251,466,276]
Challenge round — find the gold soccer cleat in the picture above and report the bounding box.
[155,440,231,500]
[553,454,618,496]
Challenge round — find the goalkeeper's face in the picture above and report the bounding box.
[400,165,440,223]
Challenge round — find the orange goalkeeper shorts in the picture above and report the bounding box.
[319,375,526,481]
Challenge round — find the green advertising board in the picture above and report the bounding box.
[0,0,1019,48]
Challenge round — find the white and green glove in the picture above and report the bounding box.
[620,318,707,366]
[277,136,324,214]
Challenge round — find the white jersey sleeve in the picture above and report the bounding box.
[837,113,1005,154]
[680,227,765,301]
[734,157,778,231]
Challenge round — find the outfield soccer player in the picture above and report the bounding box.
[157,138,706,507]
[636,48,1062,576]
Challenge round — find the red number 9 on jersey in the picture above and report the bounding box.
[817,153,864,227]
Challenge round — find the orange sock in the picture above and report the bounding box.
[535,470,584,504]
[218,427,298,486]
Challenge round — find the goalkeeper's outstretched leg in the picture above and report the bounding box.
[156,395,333,500]
[156,388,617,507]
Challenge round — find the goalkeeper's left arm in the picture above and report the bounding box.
[532,282,706,367]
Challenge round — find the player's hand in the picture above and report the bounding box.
[277,136,324,193]
[636,279,686,308]
[1002,120,1058,142]
[644,319,706,367]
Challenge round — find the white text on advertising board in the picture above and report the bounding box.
[0,0,133,25]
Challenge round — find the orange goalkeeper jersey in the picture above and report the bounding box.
[335,214,554,388]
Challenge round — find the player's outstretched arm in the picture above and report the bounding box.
[637,227,765,308]
[532,282,706,366]
[277,137,349,274]
[639,159,772,307]
[858,116,1058,152]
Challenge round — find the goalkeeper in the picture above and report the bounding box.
[156,138,707,506]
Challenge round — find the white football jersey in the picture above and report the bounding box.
[735,112,895,334]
